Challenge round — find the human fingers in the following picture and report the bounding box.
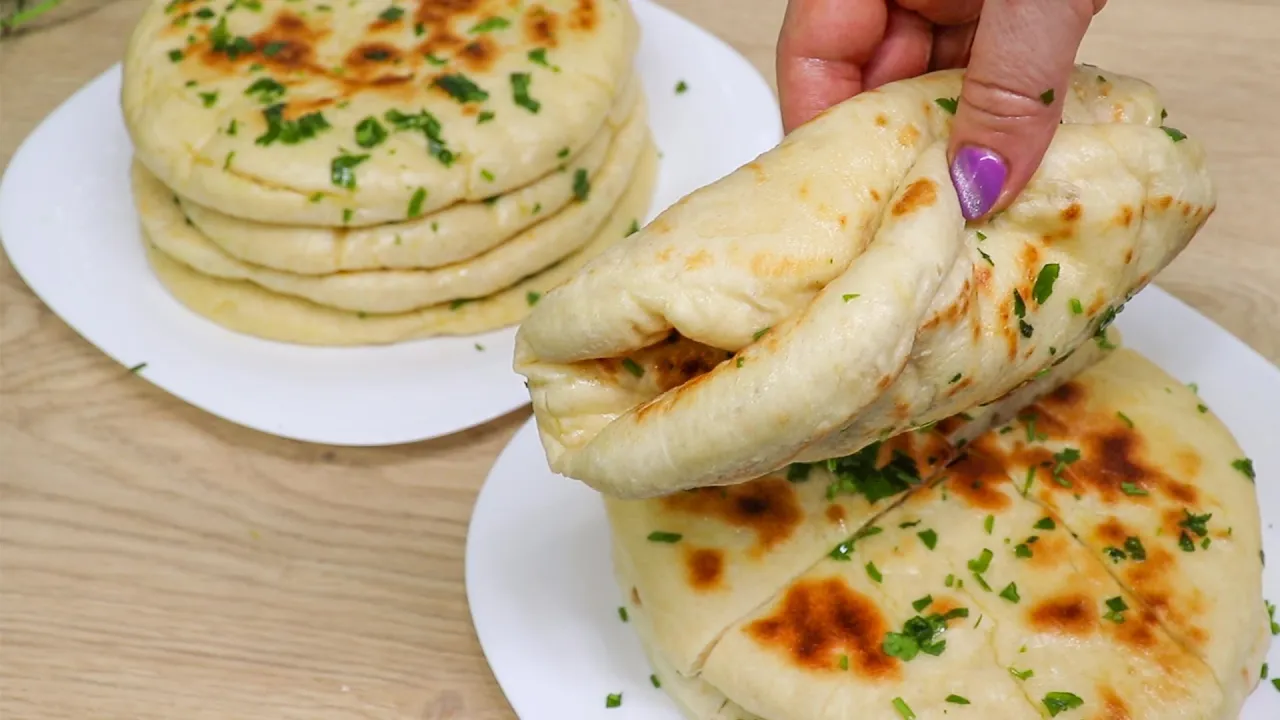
[929,21,977,70]
[947,0,1107,220]
[777,0,889,132]
[861,5,934,91]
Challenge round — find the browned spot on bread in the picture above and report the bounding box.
[745,577,900,679]
[348,41,404,69]
[870,189,882,202]
[662,477,803,553]
[875,114,889,127]
[749,252,805,279]
[1094,516,1130,547]
[645,338,725,393]
[826,505,846,524]
[457,37,497,71]
[1097,685,1132,719]
[684,547,725,591]
[940,452,1013,512]
[1122,248,1135,265]
[1025,529,1072,571]
[946,376,974,396]
[523,3,560,46]
[630,586,641,606]
[654,246,674,262]
[1115,205,1135,228]
[1061,202,1083,223]
[568,0,597,30]
[1150,195,1174,211]
[746,161,767,183]
[797,180,810,200]
[684,249,713,271]
[1028,593,1097,635]
[1122,544,1211,649]
[897,124,921,147]
[838,214,848,229]
[891,179,937,217]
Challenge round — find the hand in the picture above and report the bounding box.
[777,0,1107,220]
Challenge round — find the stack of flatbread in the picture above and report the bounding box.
[121,0,656,346]
[513,65,1271,718]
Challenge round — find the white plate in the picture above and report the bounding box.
[0,0,782,446]
[466,285,1280,719]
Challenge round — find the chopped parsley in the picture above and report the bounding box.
[838,653,849,670]
[198,91,219,108]
[1180,510,1212,538]
[945,695,970,705]
[1125,536,1147,561]
[883,607,969,661]
[892,697,916,720]
[384,108,453,166]
[244,76,286,104]
[912,595,933,612]
[1116,411,1134,428]
[1232,458,1256,482]
[822,442,924,504]
[1039,88,1055,105]
[621,358,644,378]
[1009,667,1034,680]
[424,52,448,66]
[605,692,622,708]
[480,168,495,182]
[935,97,958,114]
[378,5,404,22]
[1120,482,1148,497]
[434,73,489,104]
[617,606,628,622]
[829,525,883,560]
[786,464,810,483]
[1069,297,1084,314]
[1034,517,1056,531]
[477,110,495,124]
[968,548,994,574]
[650,674,661,688]
[1267,600,1279,635]
[209,17,255,59]
[1162,126,1187,142]
[168,48,184,62]
[330,153,370,189]
[646,531,681,543]
[470,16,510,33]
[348,117,388,150]
[262,41,286,56]
[342,208,354,224]
[572,168,590,201]
[1102,596,1128,623]
[843,293,861,302]
[984,514,994,535]
[407,187,427,218]
[977,248,994,265]
[1050,448,1080,487]
[999,582,1021,603]
[528,48,559,70]
[526,291,541,306]
[255,104,330,146]
[866,562,883,583]
[918,529,938,550]
[1014,542,1034,558]
[675,80,689,94]
[127,362,148,374]
[511,72,540,113]
[1032,263,1060,304]
[1043,692,1084,716]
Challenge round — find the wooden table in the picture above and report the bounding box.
[2,1,1277,717]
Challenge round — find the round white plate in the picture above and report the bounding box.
[0,0,782,446]
[466,285,1280,719]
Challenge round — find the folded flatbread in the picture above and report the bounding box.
[611,347,1268,720]
[515,65,1216,498]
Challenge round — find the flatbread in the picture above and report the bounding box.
[514,65,1215,499]
[611,348,1267,720]
[181,76,641,274]
[122,0,637,226]
[134,95,649,314]
[141,140,659,345]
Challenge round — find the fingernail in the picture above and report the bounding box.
[950,146,1007,220]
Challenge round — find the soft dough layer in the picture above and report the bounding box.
[608,347,1268,720]
[515,65,1215,499]
[141,140,659,345]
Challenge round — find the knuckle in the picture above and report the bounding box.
[960,76,1052,124]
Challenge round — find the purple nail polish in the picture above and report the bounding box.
[950,146,1007,221]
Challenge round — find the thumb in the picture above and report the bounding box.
[947,0,1104,221]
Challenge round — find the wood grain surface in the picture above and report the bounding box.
[1,1,1277,718]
